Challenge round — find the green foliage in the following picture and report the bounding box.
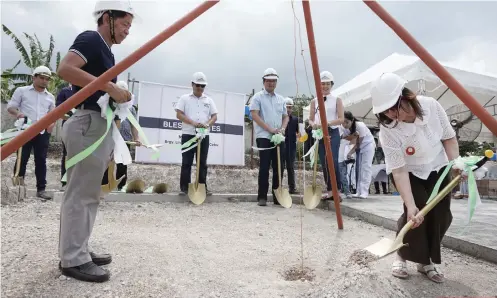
[1,24,66,102]
[459,141,495,157]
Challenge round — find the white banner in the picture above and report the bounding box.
[135,81,246,166]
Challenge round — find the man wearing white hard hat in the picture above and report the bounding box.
[7,65,55,201]
[175,72,218,196]
[308,70,345,201]
[56,0,137,282]
[372,72,458,283]
[250,68,289,206]
[283,97,300,194]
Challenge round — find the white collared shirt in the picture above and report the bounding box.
[175,92,218,135]
[7,85,55,124]
[379,96,456,180]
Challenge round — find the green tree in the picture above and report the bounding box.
[1,24,66,102]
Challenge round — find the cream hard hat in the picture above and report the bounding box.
[32,66,52,78]
[263,68,279,80]
[285,97,294,106]
[93,0,140,22]
[320,71,334,82]
[192,72,208,85]
[371,72,407,114]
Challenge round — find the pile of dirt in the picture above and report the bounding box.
[300,265,411,298]
[282,265,315,282]
[348,249,379,267]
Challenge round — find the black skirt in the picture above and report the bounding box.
[393,166,453,265]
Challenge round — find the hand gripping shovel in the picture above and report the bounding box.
[12,146,26,201]
[363,154,490,260]
[188,139,206,205]
[303,142,321,209]
[273,145,292,208]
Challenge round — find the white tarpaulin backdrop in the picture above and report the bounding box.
[135,81,246,166]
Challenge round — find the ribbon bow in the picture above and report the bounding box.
[1,118,32,146]
[61,94,159,183]
[303,128,323,167]
[180,128,207,153]
[251,132,286,151]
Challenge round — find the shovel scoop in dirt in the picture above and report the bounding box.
[188,139,206,205]
[273,145,292,208]
[303,141,321,209]
[363,153,490,260]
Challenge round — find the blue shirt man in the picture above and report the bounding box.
[56,2,136,283]
[250,68,289,206]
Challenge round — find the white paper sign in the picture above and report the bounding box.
[135,81,246,166]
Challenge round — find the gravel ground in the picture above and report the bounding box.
[2,199,497,298]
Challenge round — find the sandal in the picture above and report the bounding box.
[417,263,444,283]
[392,260,408,279]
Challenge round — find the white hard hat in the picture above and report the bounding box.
[32,66,52,78]
[263,68,279,80]
[285,97,294,106]
[371,72,407,114]
[116,80,128,90]
[192,72,208,85]
[320,71,334,82]
[93,0,140,23]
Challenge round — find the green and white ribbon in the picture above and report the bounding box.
[1,118,32,145]
[180,128,207,153]
[302,128,323,167]
[251,133,285,151]
[427,155,487,226]
[61,94,159,183]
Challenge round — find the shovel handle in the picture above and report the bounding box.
[312,141,319,187]
[277,145,282,189]
[399,155,489,237]
[195,139,201,189]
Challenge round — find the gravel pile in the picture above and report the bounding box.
[2,200,497,297]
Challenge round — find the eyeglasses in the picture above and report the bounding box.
[194,84,206,88]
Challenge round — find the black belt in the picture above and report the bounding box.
[76,103,101,112]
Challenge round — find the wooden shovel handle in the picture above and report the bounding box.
[195,139,201,189]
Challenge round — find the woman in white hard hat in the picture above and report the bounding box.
[371,72,459,283]
[308,71,344,200]
[341,111,375,199]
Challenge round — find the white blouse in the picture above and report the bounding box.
[313,95,339,129]
[379,96,456,180]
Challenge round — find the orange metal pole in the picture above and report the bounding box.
[364,0,497,137]
[302,0,344,230]
[1,0,220,160]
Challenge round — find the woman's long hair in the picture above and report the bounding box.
[344,111,357,134]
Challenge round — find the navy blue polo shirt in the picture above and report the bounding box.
[68,30,116,108]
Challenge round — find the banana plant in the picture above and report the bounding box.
[1,24,66,101]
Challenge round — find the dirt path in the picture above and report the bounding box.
[2,199,496,298]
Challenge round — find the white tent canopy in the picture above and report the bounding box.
[303,52,497,141]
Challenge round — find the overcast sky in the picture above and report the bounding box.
[2,0,497,99]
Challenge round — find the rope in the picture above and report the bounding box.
[291,0,306,275]
[291,0,313,97]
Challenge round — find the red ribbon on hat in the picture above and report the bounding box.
[406,146,415,156]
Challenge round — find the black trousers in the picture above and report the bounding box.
[284,141,296,191]
[180,134,210,192]
[61,142,67,186]
[101,144,130,190]
[394,166,452,265]
[256,138,285,200]
[13,132,50,191]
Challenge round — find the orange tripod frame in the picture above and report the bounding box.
[2,1,497,231]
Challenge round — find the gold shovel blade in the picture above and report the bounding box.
[274,187,292,208]
[188,183,206,205]
[11,177,24,186]
[303,185,322,210]
[363,237,408,259]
